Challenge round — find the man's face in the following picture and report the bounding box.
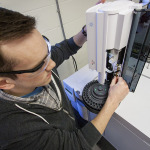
[1,29,56,95]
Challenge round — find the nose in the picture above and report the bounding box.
[45,59,56,72]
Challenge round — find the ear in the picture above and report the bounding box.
[0,77,15,90]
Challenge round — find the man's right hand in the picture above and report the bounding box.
[91,77,129,134]
[106,76,129,109]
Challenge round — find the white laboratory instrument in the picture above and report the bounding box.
[81,1,150,113]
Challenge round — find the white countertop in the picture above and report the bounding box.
[116,63,150,138]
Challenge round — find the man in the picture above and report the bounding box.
[0,6,129,150]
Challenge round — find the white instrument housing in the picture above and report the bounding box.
[86,1,142,84]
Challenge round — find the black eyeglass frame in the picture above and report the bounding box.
[0,35,51,75]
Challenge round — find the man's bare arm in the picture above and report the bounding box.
[91,77,129,134]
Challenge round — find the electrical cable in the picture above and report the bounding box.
[55,0,78,72]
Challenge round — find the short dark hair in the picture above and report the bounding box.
[0,7,36,79]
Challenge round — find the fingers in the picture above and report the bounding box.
[118,77,129,88]
[108,77,129,105]
[118,77,124,82]
[110,76,118,86]
[117,77,129,93]
[110,77,128,88]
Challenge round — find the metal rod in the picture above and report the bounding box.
[55,0,66,40]
[98,72,101,83]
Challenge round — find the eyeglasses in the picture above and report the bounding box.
[0,35,51,78]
